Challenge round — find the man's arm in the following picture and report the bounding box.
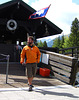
[37,48,41,63]
[20,47,26,64]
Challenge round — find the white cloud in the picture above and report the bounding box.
[0,0,11,4]
[0,0,29,4]
[23,0,29,3]
[30,0,79,35]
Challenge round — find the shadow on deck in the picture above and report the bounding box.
[0,62,66,88]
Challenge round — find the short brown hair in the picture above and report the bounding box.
[28,36,34,41]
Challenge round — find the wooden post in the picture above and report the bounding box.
[69,58,78,85]
[72,48,73,57]
[33,32,37,45]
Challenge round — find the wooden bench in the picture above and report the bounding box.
[40,49,78,86]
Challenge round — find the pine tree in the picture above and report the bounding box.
[43,41,47,47]
[60,35,64,48]
[62,36,70,48]
[69,18,79,47]
[52,36,61,48]
[37,40,43,47]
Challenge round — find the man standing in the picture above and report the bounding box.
[20,36,41,91]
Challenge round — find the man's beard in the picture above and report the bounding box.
[28,42,32,45]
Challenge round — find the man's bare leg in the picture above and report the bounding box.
[28,77,33,85]
[28,77,34,91]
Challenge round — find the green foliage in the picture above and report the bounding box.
[53,18,79,49]
[37,40,47,47]
[37,40,43,47]
[52,37,59,48]
[62,36,70,48]
[23,41,27,45]
[60,35,64,48]
[52,36,62,48]
[69,18,79,47]
[43,41,47,47]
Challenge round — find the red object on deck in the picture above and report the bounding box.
[39,68,50,77]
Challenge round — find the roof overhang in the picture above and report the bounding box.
[0,0,62,43]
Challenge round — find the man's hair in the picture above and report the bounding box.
[28,36,34,41]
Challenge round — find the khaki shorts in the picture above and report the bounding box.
[25,63,37,78]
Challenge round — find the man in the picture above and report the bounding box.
[20,36,41,91]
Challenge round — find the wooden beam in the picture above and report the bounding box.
[50,60,71,72]
[69,59,78,85]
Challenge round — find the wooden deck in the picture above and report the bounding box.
[0,61,66,88]
[0,74,66,88]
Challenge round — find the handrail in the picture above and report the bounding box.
[40,49,75,59]
[59,46,79,51]
[0,53,9,57]
[59,46,79,58]
[6,55,10,84]
[0,53,10,84]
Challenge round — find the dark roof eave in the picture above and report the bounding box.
[0,0,36,13]
[21,1,36,13]
[0,0,18,10]
[44,18,63,34]
[0,0,62,37]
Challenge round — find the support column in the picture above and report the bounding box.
[33,32,37,45]
[27,33,29,40]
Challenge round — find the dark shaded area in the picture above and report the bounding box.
[0,0,62,44]
[35,89,79,98]
[39,47,59,52]
[0,44,21,62]
[0,62,25,76]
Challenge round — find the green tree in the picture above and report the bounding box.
[23,41,27,45]
[60,35,64,48]
[69,18,79,47]
[37,40,43,47]
[43,41,47,47]
[52,36,61,48]
[62,36,70,48]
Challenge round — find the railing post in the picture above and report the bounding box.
[62,50,65,54]
[72,48,73,57]
[6,55,10,84]
[69,58,78,85]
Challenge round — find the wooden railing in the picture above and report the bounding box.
[40,49,78,86]
[59,46,79,58]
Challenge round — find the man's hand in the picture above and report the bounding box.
[22,62,26,66]
[35,61,38,63]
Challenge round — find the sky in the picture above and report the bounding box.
[0,0,79,40]
[28,0,79,35]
